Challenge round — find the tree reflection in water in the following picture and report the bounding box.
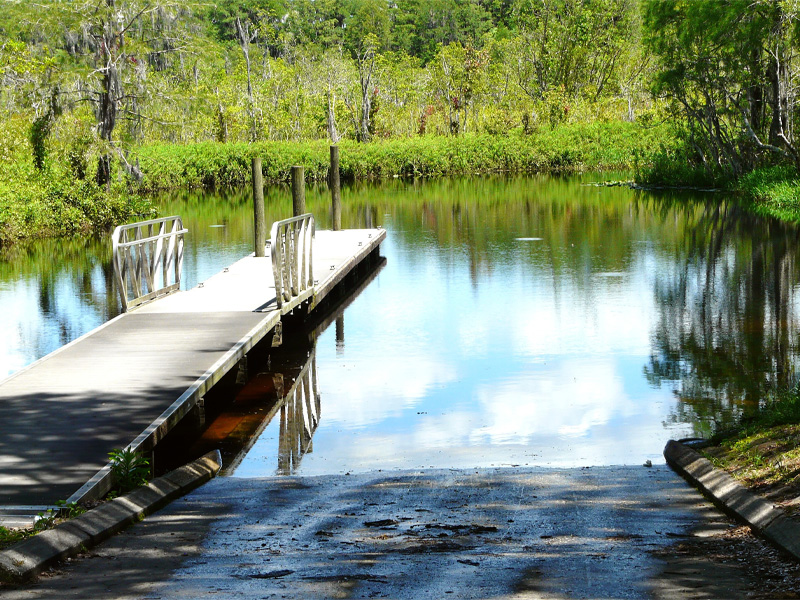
[643,199,800,437]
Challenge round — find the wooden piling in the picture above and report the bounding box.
[252,157,265,257]
[330,146,341,231]
[291,165,305,217]
[336,314,344,354]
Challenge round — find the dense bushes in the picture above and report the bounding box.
[135,121,672,191]
[736,166,800,222]
[633,144,732,189]
[0,177,152,243]
[0,115,153,245]
[635,138,800,223]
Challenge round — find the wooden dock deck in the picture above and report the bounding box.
[0,219,385,520]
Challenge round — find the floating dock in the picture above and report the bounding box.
[0,215,385,522]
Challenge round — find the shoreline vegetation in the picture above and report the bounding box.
[4,121,799,245]
[702,387,800,516]
[0,120,679,245]
[135,121,667,189]
[3,1,800,241]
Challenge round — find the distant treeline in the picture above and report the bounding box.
[0,0,651,156]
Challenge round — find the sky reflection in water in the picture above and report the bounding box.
[235,217,680,475]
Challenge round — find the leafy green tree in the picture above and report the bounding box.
[429,42,490,134]
[391,0,492,63]
[645,0,800,176]
[510,0,639,101]
[284,0,346,50]
[344,0,392,53]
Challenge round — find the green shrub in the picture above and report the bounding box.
[634,142,732,188]
[0,176,153,245]
[735,166,800,222]
[0,113,154,245]
[711,382,800,444]
[132,121,674,191]
[108,447,151,494]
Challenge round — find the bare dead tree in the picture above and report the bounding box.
[352,35,377,142]
[235,16,259,141]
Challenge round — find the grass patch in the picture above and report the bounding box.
[736,165,800,222]
[703,424,800,510]
[134,122,674,191]
[0,502,85,551]
[703,385,800,509]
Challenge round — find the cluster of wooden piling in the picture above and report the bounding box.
[252,146,342,256]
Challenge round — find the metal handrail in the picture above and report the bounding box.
[270,213,315,313]
[112,216,187,312]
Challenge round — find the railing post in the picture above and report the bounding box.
[330,146,341,231]
[270,214,315,313]
[291,165,305,217]
[253,157,266,257]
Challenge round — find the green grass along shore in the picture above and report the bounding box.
[0,121,669,245]
[2,120,800,245]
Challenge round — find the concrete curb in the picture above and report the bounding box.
[0,450,221,583]
[664,439,800,560]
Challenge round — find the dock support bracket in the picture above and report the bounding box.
[190,396,207,428]
[272,321,283,347]
[235,357,249,386]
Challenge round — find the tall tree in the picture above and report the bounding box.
[345,33,379,141]
[510,0,638,101]
[56,1,198,184]
[645,0,800,175]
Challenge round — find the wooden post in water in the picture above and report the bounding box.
[330,146,342,230]
[335,314,344,355]
[291,165,305,217]
[252,157,266,257]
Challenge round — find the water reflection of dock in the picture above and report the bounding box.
[210,348,321,477]
[182,256,386,477]
[0,215,384,520]
[277,351,320,474]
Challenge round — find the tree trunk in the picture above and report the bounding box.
[97,62,119,189]
[235,17,256,141]
[235,18,253,101]
[360,92,371,142]
[356,40,376,143]
[327,90,339,144]
[97,154,111,189]
[768,60,782,147]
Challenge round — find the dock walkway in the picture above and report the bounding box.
[0,222,385,518]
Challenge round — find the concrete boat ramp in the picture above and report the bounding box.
[0,215,385,523]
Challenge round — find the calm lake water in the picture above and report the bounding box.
[3,174,800,472]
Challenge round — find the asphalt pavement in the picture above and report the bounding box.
[3,465,798,599]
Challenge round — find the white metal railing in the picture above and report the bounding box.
[112,216,187,312]
[270,213,315,312]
